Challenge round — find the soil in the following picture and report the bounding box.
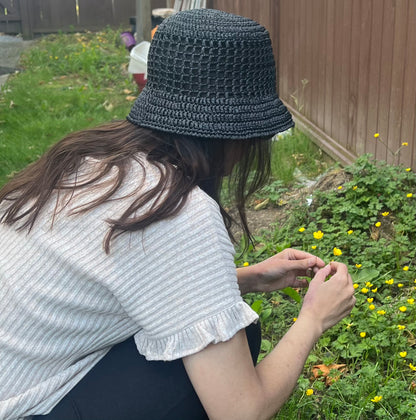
[233,167,350,240]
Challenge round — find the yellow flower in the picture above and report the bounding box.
[353,283,359,289]
[399,351,407,358]
[377,310,386,315]
[374,133,380,138]
[337,186,343,190]
[407,298,414,305]
[355,263,362,268]
[399,306,407,312]
[365,282,373,288]
[386,279,394,285]
[397,325,405,330]
[243,262,249,267]
[348,230,354,235]
[360,332,366,338]
[414,279,416,283]
[403,266,409,271]
[402,142,408,146]
[293,317,297,322]
[405,168,411,172]
[381,212,389,217]
[352,185,358,190]
[367,298,374,303]
[298,227,305,232]
[333,247,342,256]
[407,193,413,198]
[375,221,381,227]
[361,288,369,294]
[398,283,404,288]
[311,245,317,250]
[313,230,324,240]
[371,395,383,403]
[409,363,416,371]
[372,287,378,293]
[369,304,375,310]
[306,389,314,396]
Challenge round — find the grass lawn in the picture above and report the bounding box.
[1,29,415,419]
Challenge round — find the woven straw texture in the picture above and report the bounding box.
[127,9,294,139]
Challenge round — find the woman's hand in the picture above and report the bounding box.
[299,262,356,334]
[236,248,325,294]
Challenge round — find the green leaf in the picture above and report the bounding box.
[281,287,301,303]
[250,299,263,315]
[352,268,380,284]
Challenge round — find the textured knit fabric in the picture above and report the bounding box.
[127,9,294,139]
[0,154,258,420]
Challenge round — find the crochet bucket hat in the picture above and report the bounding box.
[127,8,294,139]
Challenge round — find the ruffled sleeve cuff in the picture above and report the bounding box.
[134,301,259,361]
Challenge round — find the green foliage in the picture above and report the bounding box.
[0,28,134,186]
[239,154,416,419]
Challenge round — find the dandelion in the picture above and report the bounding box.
[313,230,324,240]
[367,298,374,303]
[355,264,362,268]
[402,142,408,146]
[333,247,342,256]
[361,288,369,294]
[403,266,409,271]
[409,363,416,371]
[360,332,367,338]
[375,221,381,227]
[398,283,404,288]
[243,262,249,267]
[407,298,414,305]
[399,306,407,312]
[306,389,314,396]
[386,279,394,285]
[352,185,358,190]
[372,287,378,293]
[406,168,411,172]
[397,325,406,330]
[407,193,413,198]
[353,283,359,289]
[298,227,305,232]
[347,230,354,235]
[371,395,383,403]
[374,133,380,138]
[369,304,375,310]
[377,310,386,315]
[400,351,407,358]
[311,245,317,250]
[382,212,389,217]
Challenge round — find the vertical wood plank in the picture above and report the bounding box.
[355,0,372,156]
[400,0,416,168]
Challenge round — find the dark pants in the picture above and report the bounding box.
[33,322,261,420]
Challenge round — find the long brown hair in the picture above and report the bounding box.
[0,120,271,253]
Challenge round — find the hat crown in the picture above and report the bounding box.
[147,9,276,99]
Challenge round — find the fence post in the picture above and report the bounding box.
[135,0,152,42]
[18,0,33,39]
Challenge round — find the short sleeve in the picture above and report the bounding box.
[108,187,258,361]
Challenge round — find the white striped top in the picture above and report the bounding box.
[0,154,258,419]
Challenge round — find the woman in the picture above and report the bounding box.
[0,9,355,420]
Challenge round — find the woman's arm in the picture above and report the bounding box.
[183,262,355,420]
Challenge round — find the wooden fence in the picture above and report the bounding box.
[214,0,416,170]
[0,0,167,38]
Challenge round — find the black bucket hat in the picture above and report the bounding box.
[127,8,294,139]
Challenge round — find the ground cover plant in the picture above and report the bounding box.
[0,27,134,185]
[238,134,416,419]
[1,31,415,419]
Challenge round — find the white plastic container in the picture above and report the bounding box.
[128,41,151,89]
